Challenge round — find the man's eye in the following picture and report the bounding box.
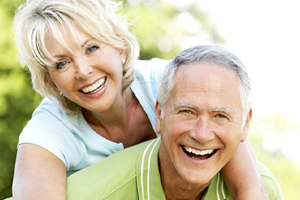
[87,45,99,54]
[179,110,193,114]
[216,114,228,119]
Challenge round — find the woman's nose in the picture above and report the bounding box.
[74,57,93,80]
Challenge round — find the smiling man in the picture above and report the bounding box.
[66,45,283,200]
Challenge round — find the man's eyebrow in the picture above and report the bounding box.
[212,108,232,116]
[173,102,197,110]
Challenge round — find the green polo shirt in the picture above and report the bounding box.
[66,138,284,200]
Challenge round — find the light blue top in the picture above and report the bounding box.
[18,58,169,176]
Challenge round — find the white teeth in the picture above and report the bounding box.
[184,146,214,156]
[81,78,105,94]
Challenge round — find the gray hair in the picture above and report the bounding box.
[157,45,252,123]
[13,0,139,115]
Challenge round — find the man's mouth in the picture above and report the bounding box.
[183,146,216,159]
[81,77,106,94]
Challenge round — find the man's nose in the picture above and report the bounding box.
[74,56,93,80]
[189,118,215,143]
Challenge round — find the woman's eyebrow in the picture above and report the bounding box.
[81,38,94,48]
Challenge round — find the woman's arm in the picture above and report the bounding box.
[221,140,269,200]
[13,144,67,200]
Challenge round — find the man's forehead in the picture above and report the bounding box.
[173,63,240,94]
[168,63,243,114]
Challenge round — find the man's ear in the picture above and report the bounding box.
[241,109,252,142]
[154,101,162,135]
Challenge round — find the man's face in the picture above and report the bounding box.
[156,62,251,186]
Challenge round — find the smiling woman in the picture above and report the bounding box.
[44,28,127,113]
[11,0,166,199]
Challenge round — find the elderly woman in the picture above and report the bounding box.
[12,0,267,199]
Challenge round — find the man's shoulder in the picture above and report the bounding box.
[203,162,284,200]
[66,139,157,200]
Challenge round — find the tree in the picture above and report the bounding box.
[0,0,43,198]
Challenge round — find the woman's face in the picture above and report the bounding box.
[44,28,126,113]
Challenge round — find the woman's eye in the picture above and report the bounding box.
[56,61,68,69]
[87,45,99,54]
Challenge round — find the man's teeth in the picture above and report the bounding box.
[81,78,105,94]
[184,146,214,156]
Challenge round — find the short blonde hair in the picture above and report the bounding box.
[13,0,139,115]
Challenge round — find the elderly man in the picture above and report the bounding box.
[66,45,283,200]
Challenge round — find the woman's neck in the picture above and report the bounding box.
[82,88,156,147]
[82,88,134,126]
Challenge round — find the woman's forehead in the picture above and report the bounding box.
[44,26,87,54]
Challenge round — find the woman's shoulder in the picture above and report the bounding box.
[29,97,84,128]
[133,58,170,81]
[19,98,88,170]
[33,97,69,120]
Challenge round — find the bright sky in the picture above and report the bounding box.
[199,0,300,163]
[166,0,300,125]
[196,0,300,127]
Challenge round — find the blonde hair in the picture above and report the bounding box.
[13,0,139,115]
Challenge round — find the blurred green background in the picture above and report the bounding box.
[0,0,299,199]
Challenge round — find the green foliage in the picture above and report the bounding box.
[0,0,42,198]
[122,0,224,60]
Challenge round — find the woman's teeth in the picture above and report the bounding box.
[81,78,105,94]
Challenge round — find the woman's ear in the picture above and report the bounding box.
[119,49,127,63]
[44,74,60,94]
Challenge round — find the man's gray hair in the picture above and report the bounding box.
[157,45,252,123]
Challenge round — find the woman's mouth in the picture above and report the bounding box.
[81,77,106,94]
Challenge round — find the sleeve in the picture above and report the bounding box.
[18,99,86,170]
[149,58,170,96]
[131,59,170,132]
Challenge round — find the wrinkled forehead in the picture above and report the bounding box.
[171,62,243,106]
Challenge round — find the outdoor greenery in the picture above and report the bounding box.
[0,0,299,199]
